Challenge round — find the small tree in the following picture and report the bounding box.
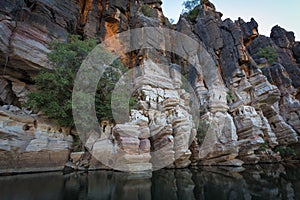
[182,0,200,22]
[255,46,278,64]
[25,35,134,127]
[26,35,96,127]
[141,4,157,18]
[182,0,200,12]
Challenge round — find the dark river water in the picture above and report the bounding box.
[0,164,300,200]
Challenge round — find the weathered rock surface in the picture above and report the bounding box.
[176,0,299,165]
[0,105,72,174]
[0,0,300,172]
[88,60,196,171]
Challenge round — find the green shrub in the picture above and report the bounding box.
[182,0,200,12]
[186,6,199,23]
[25,35,135,127]
[25,35,96,127]
[226,90,237,104]
[274,146,296,158]
[141,4,157,18]
[182,0,200,23]
[255,46,278,64]
[258,141,269,152]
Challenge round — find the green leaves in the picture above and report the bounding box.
[25,34,137,128]
[182,0,200,12]
[26,35,131,127]
[255,46,278,64]
[182,0,200,23]
[274,146,296,158]
[141,4,157,18]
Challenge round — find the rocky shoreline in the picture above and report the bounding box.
[1,0,300,173]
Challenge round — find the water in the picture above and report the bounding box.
[0,164,300,200]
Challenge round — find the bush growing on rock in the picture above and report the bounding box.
[25,35,134,127]
[255,46,278,64]
[182,0,200,22]
[141,4,157,18]
[274,146,296,158]
[182,0,200,12]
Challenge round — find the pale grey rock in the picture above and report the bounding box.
[233,106,280,163]
[262,105,298,145]
[249,74,281,105]
[25,139,49,152]
[198,112,241,165]
[280,94,300,134]
[84,131,100,151]
[208,86,229,113]
[0,106,72,174]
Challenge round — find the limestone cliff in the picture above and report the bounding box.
[0,0,299,173]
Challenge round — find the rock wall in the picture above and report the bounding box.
[174,1,300,166]
[83,60,196,172]
[0,105,72,174]
[0,0,300,172]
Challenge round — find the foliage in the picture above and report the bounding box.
[258,141,269,152]
[226,90,237,104]
[25,35,135,127]
[274,146,296,158]
[255,46,278,64]
[182,0,200,23]
[186,6,200,23]
[25,35,96,127]
[141,4,157,18]
[182,0,200,12]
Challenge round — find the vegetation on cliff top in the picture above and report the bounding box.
[182,0,200,23]
[182,0,200,12]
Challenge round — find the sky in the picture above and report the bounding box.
[161,0,300,40]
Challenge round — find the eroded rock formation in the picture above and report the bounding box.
[0,105,72,173]
[0,0,300,172]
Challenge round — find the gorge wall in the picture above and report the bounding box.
[0,0,300,173]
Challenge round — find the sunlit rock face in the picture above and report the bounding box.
[0,0,300,172]
[0,105,72,173]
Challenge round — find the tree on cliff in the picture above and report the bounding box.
[254,46,278,64]
[182,0,200,12]
[25,35,131,127]
[182,0,201,22]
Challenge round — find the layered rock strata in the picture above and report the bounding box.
[0,105,72,174]
[0,0,300,172]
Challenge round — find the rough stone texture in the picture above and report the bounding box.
[176,0,300,165]
[233,106,279,163]
[261,63,300,135]
[0,0,300,171]
[0,78,18,105]
[198,112,241,166]
[0,0,78,82]
[237,18,258,46]
[0,105,72,174]
[271,25,295,49]
[261,105,298,145]
[88,60,195,171]
[248,25,300,95]
[293,42,300,63]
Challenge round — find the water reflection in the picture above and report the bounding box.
[0,164,300,200]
